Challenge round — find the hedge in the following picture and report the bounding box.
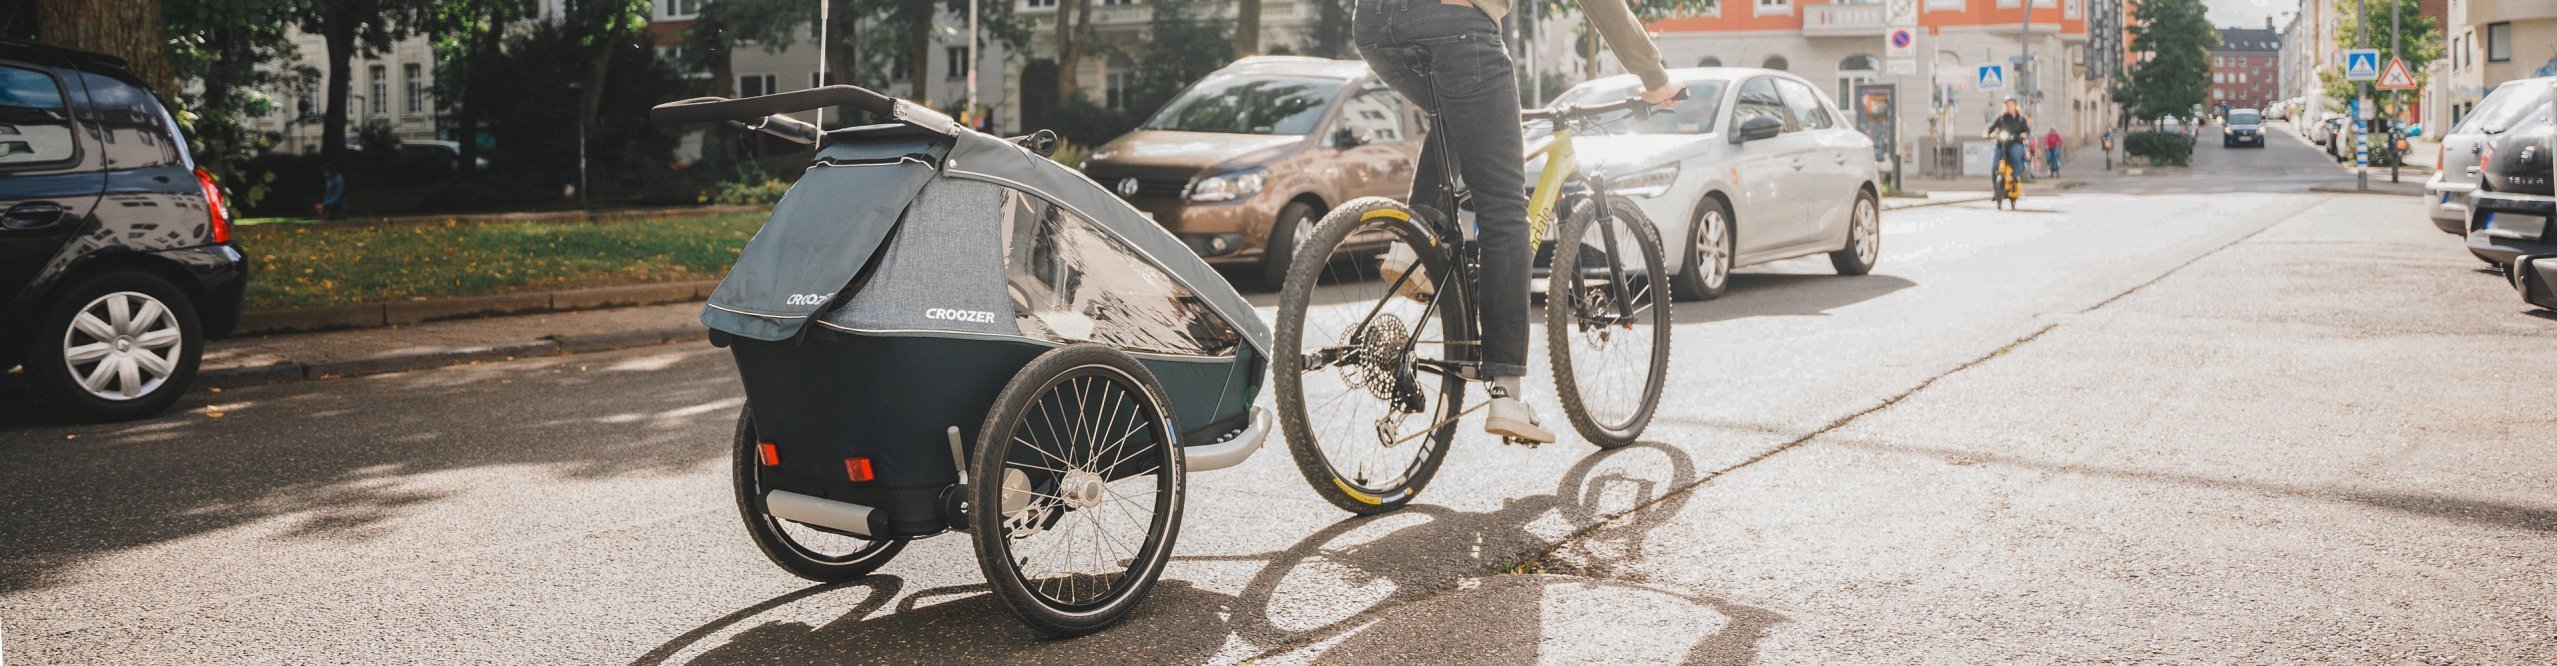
[2125,131,2194,167]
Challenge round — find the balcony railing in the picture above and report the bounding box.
[1802,2,1888,36]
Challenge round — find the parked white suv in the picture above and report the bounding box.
[2423,77,2553,237]
[1530,68,1882,301]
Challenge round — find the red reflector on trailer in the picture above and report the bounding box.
[844,457,874,482]
[757,442,779,467]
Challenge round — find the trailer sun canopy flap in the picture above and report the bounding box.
[702,129,950,340]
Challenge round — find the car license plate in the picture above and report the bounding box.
[2487,212,2549,241]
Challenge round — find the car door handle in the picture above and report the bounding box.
[4,202,66,230]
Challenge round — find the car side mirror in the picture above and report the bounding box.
[1730,116,1783,144]
[1332,128,1369,149]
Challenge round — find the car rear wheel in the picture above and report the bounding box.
[1829,191,1880,276]
[1670,197,1732,302]
[24,270,204,422]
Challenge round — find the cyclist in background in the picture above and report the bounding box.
[1985,97,2031,186]
[1355,0,1682,443]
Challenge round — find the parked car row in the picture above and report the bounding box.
[1079,57,1882,301]
[2429,77,2557,311]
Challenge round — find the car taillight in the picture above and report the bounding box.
[2437,143,2446,169]
[2481,143,2495,173]
[194,167,232,244]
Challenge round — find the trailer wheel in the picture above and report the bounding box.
[733,404,905,581]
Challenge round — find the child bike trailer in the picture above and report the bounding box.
[650,86,1273,637]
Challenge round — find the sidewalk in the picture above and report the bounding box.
[200,302,707,388]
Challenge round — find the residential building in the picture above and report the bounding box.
[251,31,443,155]
[2211,23,2280,111]
[1647,0,2122,172]
[2430,0,2556,128]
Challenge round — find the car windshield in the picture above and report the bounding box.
[2229,112,2261,125]
[1531,79,1729,136]
[1139,74,1344,135]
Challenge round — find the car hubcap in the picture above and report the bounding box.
[1698,211,1728,289]
[1854,200,1879,265]
[62,291,183,401]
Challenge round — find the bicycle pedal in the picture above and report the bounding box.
[1501,436,1542,448]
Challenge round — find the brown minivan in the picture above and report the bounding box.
[1080,56,1422,286]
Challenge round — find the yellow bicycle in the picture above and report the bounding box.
[1271,94,1675,514]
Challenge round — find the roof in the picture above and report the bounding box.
[0,40,135,72]
[1220,56,1370,80]
[2216,28,2280,52]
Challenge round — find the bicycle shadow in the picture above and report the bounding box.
[632,442,1784,664]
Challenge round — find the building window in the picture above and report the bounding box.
[368,65,387,116]
[404,63,424,115]
[1698,56,1723,67]
[1924,0,1962,10]
[809,71,837,88]
[658,0,701,19]
[1763,54,1788,71]
[739,73,777,97]
[1025,0,1058,7]
[1105,71,1131,109]
[1755,0,1790,16]
[1101,0,1136,6]
[2486,22,2510,62]
[1837,55,1877,103]
[948,46,971,80]
[887,54,911,82]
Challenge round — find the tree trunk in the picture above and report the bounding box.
[1235,0,1261,56]
[322,23,356,165]
[35,0,176,98]
[1057,0,1091,102]
[909,13,931,102]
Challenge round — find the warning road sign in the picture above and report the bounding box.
[2377,57,2417,90]
[1976,64,2005,91]
[2343,49,2380,82]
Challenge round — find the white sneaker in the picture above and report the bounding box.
[1377,243,1437,302]
[1484,389,1556,444]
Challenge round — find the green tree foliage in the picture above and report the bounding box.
[435,26,690,208]
[1127,0,1234,116]
[290,0,438,163]
[2315,0,2441,118]
[427,0,534,174]
[2120,0,2212,122]
[165,0,309,170]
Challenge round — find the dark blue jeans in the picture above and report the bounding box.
[1355,0,1529,378]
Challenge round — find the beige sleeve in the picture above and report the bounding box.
[1581,0,1671,91]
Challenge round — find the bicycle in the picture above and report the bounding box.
[1990,132,2024,210]
[1271,91,1676,515]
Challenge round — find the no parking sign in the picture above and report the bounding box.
[1885,28,1916,59]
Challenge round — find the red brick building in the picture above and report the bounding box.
[2211,24,2281,112]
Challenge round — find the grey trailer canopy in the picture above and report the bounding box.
[700,125,1272,360]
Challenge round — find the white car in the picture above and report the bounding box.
[1529,68,1881,301]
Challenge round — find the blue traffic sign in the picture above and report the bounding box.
[1977,64,2005,91]
[2343,49,2380,81]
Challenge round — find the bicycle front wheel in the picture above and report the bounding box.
[1545,195,1671,448]
[1274,197,1468,515]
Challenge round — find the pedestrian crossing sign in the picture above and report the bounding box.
[2343,49,2380,81]
[2377,57,2417,90]
[1977,64,2005,91]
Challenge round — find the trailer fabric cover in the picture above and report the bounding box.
[701,132,950,341]
[816,178,1024,340]
[941,132,1274,357]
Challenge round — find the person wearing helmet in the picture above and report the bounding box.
[1985,96,2032,185]
[1353,0,1683,443]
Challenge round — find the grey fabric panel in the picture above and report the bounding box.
[823,178,1026,338]
[701,137,947,341]
[941,131,1274,357]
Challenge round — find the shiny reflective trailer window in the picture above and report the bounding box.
[0,65,75,165]
[999,189,1241,357]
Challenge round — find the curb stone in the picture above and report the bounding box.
[198,326,709,389]
[237,280,721,335]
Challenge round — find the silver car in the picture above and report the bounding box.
[2425,77,2554,236]
[1529,68,1882,301]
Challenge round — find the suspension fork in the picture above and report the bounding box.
[1577,178,1638,322]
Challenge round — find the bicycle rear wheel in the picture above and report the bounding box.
[1545,196,1671,448]
[1274,197,1469,515]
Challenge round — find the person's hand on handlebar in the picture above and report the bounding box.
[1640,83,1687,108]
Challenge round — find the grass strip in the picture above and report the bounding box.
[238,212,762,309]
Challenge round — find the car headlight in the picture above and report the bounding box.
[1606,164,1679,198]
[1189,168,1267,202]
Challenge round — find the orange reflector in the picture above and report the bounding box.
[757,442,779,467]
[844,457,874,482]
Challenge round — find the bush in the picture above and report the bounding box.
[714,177,792,205]
[2124,131,2194,166]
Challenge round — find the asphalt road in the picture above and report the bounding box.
[5,134,2551,664]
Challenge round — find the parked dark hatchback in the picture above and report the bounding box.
[2464,100,2557,309]
[2,41,244,421]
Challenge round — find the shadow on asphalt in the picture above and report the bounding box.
[632,442,1787,664]
[1674,273,1916,325]
[1837,439,2557,535]
[0,349,740,594]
